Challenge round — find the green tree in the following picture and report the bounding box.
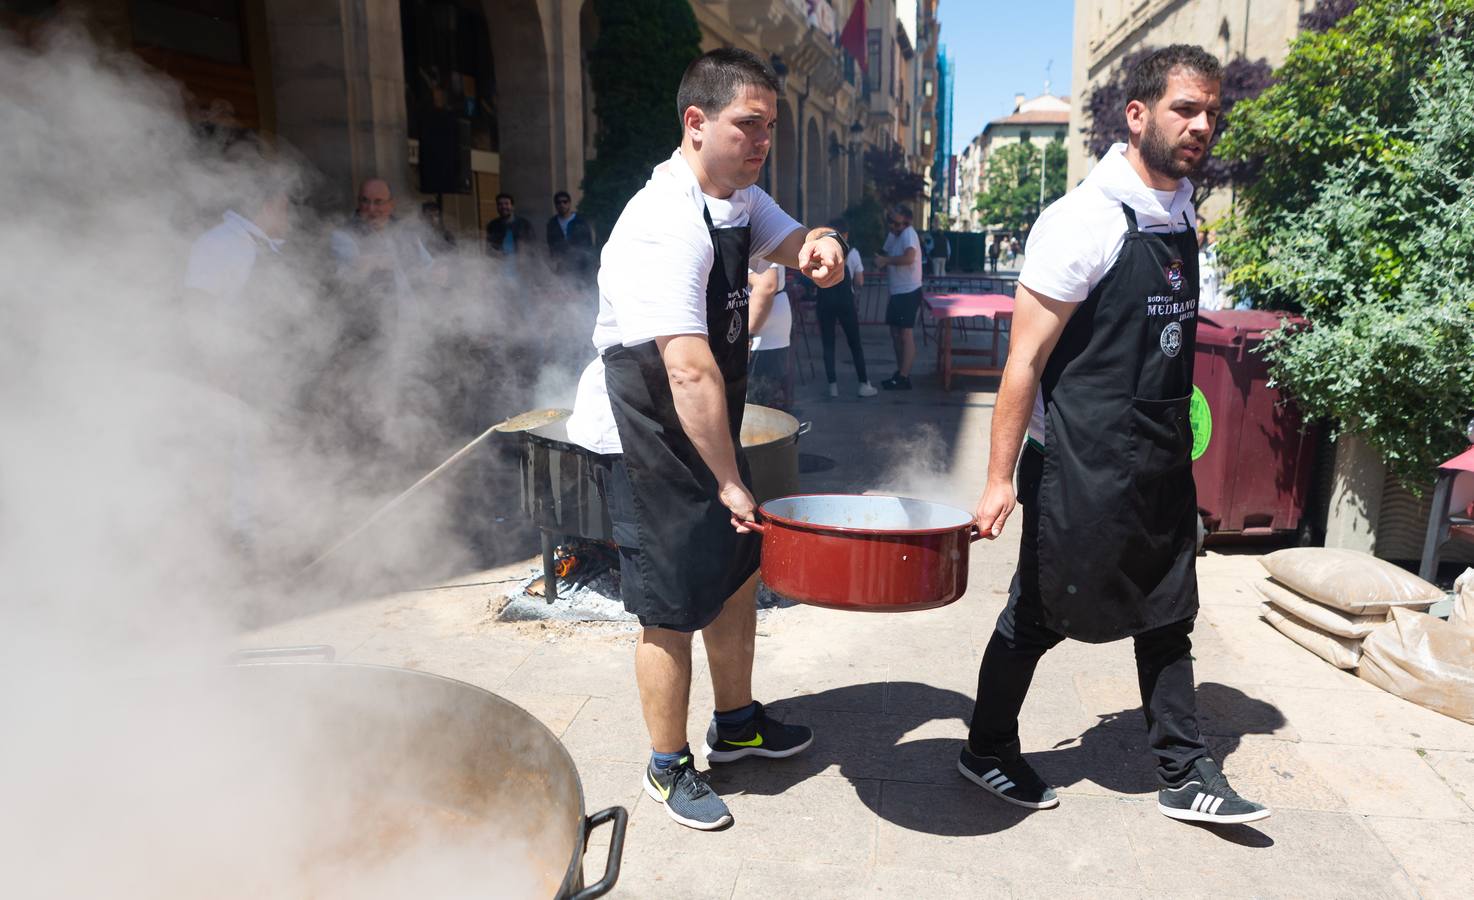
[974,140,1066,234]
[1217,0,1474,488]
[863,146,927,206]
[579,0,702,236]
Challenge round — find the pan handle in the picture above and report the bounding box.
[229,645,337,664]
[570,805,628,900]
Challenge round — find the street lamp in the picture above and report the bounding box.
[769,54,788,94]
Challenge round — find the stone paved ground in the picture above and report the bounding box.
[246,318,1474,898]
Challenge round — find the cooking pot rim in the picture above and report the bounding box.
[758,493,979,537]
[229,659,607,898]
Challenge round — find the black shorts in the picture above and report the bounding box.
[885,288,924,328]
[600,458,758,632]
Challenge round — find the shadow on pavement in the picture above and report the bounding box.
[706,682,1038,836]
[704,680,1282,843]
[1032,682,1288,795]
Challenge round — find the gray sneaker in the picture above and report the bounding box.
[958,740,1059,809]
[1158,758,1270,824]
[643,755,732,830]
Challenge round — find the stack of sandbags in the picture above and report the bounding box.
[1255,547,1444,669]
[1353,567,1474,724]
[1454,567,1474,626]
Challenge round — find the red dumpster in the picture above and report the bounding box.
[1192,310,1318,539]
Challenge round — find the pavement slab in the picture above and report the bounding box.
[1204,735,1350,813]
[1120,802,1419,899]
[1363,816,1474,900]
[1423,748,1474,814]
[1293,742,1471,820]
[876,786,1144,886]
[1263,684,1474,752]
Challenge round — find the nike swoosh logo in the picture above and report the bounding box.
[648,772,671,801]
[727,734,764,748]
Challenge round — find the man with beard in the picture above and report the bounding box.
[564,48,846,831]
[959,45,1270,824]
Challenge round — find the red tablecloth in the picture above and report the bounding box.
[1441,445,1474,474]
[925,292,1015,320]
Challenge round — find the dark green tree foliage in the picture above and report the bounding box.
[863,146,927,206]
[1219,0,1474,488]
[974,140,1066,234]
[841,193,886,257]
[579,0,702,235]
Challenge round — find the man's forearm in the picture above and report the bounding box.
[748,296,772,334]
[669,372,741,485]
[987,360,1042,486]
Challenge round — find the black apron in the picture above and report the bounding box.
[1033,204,1200,643]
[601,206,760,629]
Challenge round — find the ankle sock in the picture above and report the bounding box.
[713,701,759,729]
[651,746,689,771]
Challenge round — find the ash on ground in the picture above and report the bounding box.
[498,567,795,624]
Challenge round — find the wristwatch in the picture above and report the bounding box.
[817,230,849,258]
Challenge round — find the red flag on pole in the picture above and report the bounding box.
[840,1,868,71]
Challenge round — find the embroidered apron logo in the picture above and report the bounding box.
[1160,321,1183,357]
[726,310,743,344]
[1165,260,1185,293]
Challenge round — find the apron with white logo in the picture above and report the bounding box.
[1033,205,1201,642]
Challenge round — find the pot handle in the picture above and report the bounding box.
[969,523,984,542]
[571,805,628,900]
[796,421,812,437]
[229,645,337,664]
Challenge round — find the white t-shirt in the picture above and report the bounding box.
[881,225,923,294]
[846,247,864,280]
[184,210,280,304]
[1019,143,1197,446]
[566,150,803,454]
[749,262,790,351]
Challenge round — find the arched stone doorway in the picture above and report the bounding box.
[480,0,553,223]
[804,117,823,225]
[775,99,798,214]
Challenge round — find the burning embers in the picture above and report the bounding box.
[527,539,620,599]
[500,539,630,624]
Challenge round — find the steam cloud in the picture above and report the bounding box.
[0,23,594,896]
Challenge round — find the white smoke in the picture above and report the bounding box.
[0,23,594,896]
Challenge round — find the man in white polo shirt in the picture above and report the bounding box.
[746,260,792,409]
[184,184,293,555]
[959,45,1269,826]
[565,48,848,831]
[874,204,924,390]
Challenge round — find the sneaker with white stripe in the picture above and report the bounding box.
[1158,758,1270,825]
[958,740,1059,810]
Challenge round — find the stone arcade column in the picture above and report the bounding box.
[262,0,409,211]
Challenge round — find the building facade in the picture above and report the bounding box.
[930,43,955,225]
[5,0,938,240]
[955,91,1069,232]
[1067,0,1306,202]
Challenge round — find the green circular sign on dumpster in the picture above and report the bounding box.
[1190,385,1212,460]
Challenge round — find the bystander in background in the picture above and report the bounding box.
[747,260,793,410]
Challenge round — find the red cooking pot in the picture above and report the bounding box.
[750,494,983,612]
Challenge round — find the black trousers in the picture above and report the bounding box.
[967,445,1208,786]
[817,296,868,385]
